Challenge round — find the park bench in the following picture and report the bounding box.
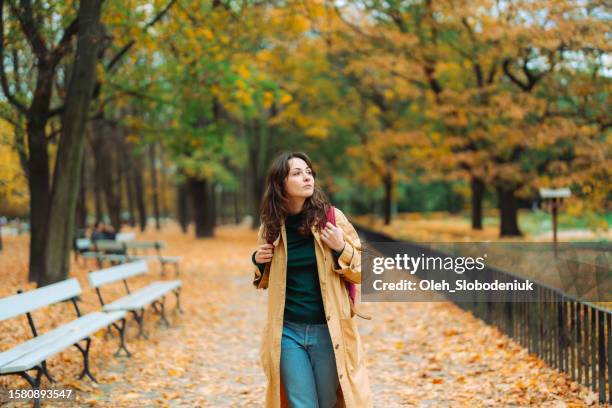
[115,232,136,242]
[124,241,182,276]
[88,260,182,340]
[0,279,129,406]
[77,239,129,268]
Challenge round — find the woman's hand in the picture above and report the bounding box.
[255,243,274,263]
[320,222,345,253]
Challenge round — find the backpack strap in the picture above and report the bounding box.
[325,205,371,320]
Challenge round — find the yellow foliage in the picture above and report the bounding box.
[279,93,293,105]
[262,91,274,109]
[0,122,28,216]
[236,64,251,80]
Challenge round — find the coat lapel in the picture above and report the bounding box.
[310,225,324,253]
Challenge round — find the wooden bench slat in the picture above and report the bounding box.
[75,238,91,250]
[115,232,135,242]
[0,314,99,368]
[93,240,125,252]
[0,279,81,321]
[124,241,165,250]
[0,311,125,374]
[88,260,148,288]
[102,281,181,312]
[160,256,182,263]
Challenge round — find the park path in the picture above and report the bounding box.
[0,224,602,407]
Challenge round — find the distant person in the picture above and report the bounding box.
[90,221,105,241]
[251,152,373,407]
[91,221,116,241]
[101,223,116,240]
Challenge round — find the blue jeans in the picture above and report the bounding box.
[280,320,340,408]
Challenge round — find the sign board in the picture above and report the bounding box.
[539,188,571,199]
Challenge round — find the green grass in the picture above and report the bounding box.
[459,210,610,238]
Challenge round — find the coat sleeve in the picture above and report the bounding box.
[252,224,267,288]
[332,207,362,284]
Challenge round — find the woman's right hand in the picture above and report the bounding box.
[255,243,274,264]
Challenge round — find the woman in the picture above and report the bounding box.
[251,151,372,408]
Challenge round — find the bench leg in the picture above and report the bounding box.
[41,360,56,383]
[111,318,131,357]
[152,298,170,327]
[74,337,97,383]
[104,324,116,339]
[173,287,183,314]
[4,367,43,408]
[131,309,148,339]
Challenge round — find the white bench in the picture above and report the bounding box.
[77,240,130,268]
[124,241,182,276]
[88,260,182,340]
[115,232,136,242]
[0,279,128,406]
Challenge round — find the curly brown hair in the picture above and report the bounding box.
[260,151,330,243]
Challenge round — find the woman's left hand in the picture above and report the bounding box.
[320,222,345,253]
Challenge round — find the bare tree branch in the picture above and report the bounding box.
[51,17,79,65]
[11,0,48,59]
[0,0,27,113]
[106,0,177,72]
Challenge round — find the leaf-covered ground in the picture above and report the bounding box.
[0,223,606,407]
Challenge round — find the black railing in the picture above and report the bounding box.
[355,225,611,404]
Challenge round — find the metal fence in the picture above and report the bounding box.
[356,225,611,404]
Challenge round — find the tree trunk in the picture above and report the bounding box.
[189,177,214,237]
[383,172,393,226]
[123,144,136,227]
[26,121,51,283]
[497,185,522,237]
[471,176,485,230]
[75,154,87,230]
[208,181,217,231]
[133,155,147,231]
[159,151,169,220]
[177,182,189,233]
[105,127,121,230]
[149,143,161,230]
[233,189,240,224]
[92,121,121,231]
[112,129,125,229]
[247,119,269,229]
[94,172,104,222]
[43,0,102,285]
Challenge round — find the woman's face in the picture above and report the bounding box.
[284,157,314,199]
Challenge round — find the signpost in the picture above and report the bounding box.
[539,187,572,247]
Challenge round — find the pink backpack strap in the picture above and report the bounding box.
[325,205,336,226]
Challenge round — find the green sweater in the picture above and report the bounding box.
[253,211,342,324]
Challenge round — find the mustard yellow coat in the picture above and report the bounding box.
[252,207,373,408]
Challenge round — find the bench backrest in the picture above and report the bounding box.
[75,238,91,250]
[125,240,166,250]
[93,240,125,252]
[0,278,82,322]
[88,260,148,289]
[116,232,136,242]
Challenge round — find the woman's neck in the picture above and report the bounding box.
[286,198,305,215]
